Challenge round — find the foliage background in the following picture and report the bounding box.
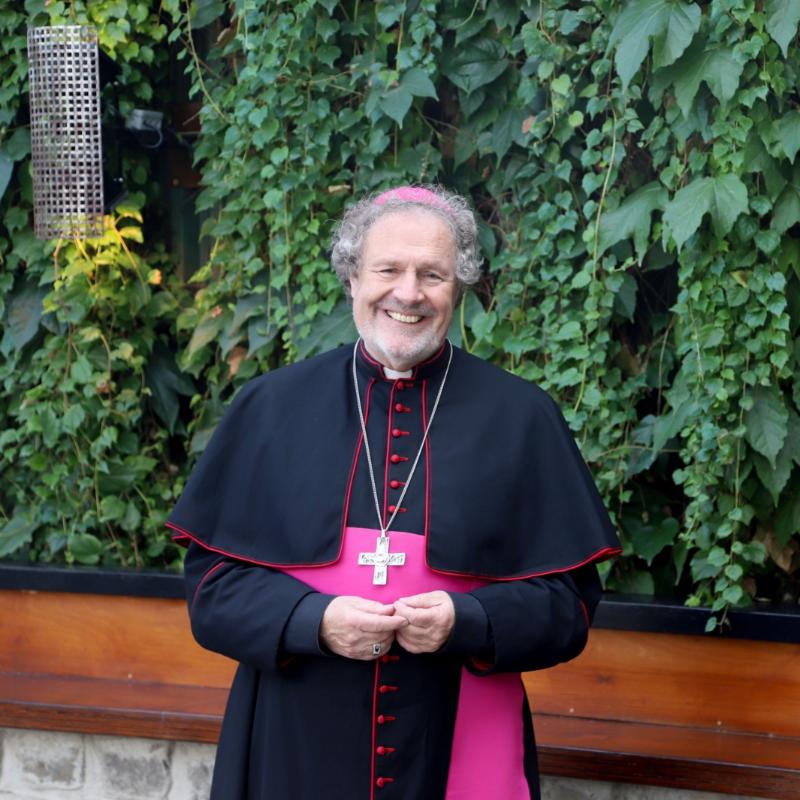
[1,0,799,624]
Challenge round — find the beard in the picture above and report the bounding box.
[355,304,447,371]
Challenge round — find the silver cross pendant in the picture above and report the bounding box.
[358,534,406,585]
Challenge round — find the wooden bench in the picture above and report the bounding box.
[1,585,799,799]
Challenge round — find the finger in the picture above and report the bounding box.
[357,614,408,634]
[394,602,436,627]
[395,591,442,608]
[348,597,398,615]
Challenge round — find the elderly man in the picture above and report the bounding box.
[168,186,619,800]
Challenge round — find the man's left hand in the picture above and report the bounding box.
[393,591,455,654]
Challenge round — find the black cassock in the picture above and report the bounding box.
[169,342,620,800]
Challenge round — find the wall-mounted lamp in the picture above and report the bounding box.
[27,25,104,240]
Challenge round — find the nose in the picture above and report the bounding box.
[393,270,424,305]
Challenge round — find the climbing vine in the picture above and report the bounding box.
[1,0,798,622]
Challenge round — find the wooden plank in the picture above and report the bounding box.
[534,714,800,770]
[525,628,800,738]
[539,748,800,800]
[4,673,799,798]
[0,673,225,743]
[0,590,236,687]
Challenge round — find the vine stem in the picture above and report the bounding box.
[592,109,618,275]
[459,294,471,353]
[573,107,617,414]
[183,1,230,122]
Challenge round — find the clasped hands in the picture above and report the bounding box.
[320,591,455,660]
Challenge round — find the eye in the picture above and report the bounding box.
[424,271,444,282]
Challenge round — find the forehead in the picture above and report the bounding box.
[362,209,456,263]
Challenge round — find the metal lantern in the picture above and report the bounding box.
[27,25,104,239]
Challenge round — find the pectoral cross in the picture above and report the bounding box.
[358,534,405,585]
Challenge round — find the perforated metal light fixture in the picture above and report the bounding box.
[27,25,104,239]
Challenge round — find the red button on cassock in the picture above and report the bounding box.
[376,777,395,788]
[395,381,405,390]
[379,684,398,694]
[376,746,396,755]
[388,505,406,513]
[392,428,402,437]
[390,454,408,464]
[376,715,396,725]
[389,480,402,489]
[394,403,409,413]
[380,654,400,664]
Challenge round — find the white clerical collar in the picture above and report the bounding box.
[383,366,413,379]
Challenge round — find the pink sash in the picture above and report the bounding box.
[283,527,529,799]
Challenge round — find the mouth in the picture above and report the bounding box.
[385,310,424,324]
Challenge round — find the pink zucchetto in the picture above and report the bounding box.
[373,186,454,218]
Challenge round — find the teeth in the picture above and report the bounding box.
[387,311,422,323]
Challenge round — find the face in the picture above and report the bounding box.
[350,210,459,371]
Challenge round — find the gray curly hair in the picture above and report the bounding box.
[330,185,482,296]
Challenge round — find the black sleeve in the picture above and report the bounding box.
[441,563,602,674]
[184,542,335,672]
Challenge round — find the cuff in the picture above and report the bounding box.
[441,591,493,656]
[282,592,336,656]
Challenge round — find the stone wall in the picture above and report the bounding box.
[0,728,767,800]
[0,729,213,800]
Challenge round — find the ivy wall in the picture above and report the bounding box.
[1,0,799,624]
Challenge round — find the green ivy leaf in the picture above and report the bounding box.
[62,404,86,434]
[378,86,414,126]
[187,313,223,358]
[775,492,800,546]
[97,462,139,494]
[744,385,788,469]
[38,407,60,449]
[0,149,12,203]
[68,532,103,565]
[190,0,224,29]
[145,344,196,434]
[0,278,48,355]
[753,449,793,507]
[100,495,128,522]
[653,398,698,452]
[376,1,404,27]
[401,67,438,99]
[662,174,748,249]
[120,501,142,533]
[491,108,526,161]
[772,166,800,233]
[765,0,800,58]
[613,274,638,321]
[629,517,680,565]
[744,132,787,200]
[609,0,701,89]
[293,298,357,361]
[4,127,30,161]
[598,182,668,262]
[441,39,508,95]
[774,111,800,163]
[662,38,744,118]
[0,513,37,558]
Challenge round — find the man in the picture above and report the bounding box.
[168,185,620,799]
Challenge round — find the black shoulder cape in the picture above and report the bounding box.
[168,343,620,579]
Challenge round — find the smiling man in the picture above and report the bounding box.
[168,185,620,800]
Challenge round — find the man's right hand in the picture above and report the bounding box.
[320,596,408,660]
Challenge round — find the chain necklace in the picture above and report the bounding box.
[352,339,453,584]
